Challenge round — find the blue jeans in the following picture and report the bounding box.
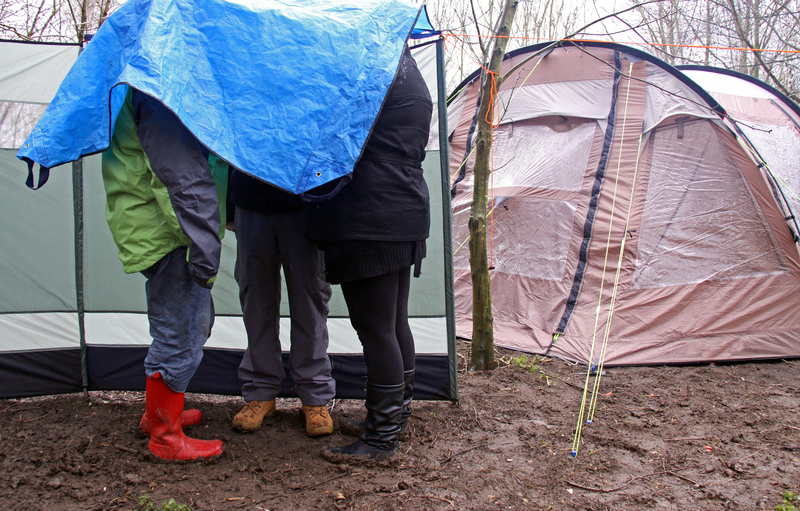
[142,247,214,393]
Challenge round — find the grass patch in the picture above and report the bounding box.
[133,494,192,511]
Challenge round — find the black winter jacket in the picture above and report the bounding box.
[307,47,433,243]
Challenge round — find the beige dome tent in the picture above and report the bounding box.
[448,41,800,366]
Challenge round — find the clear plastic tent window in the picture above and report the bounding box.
[633,118,787,289]
[742,123,800,221]
[490,198,578,280]
[490,120,595,193]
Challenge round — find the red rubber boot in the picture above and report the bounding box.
[139,408,202,434]
[145,373,223,460]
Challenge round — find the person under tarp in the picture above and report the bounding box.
[105,88,228,460]
[15,0,433,462]
[310,46,433,461]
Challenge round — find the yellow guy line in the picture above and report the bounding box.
[588,131,644,424]
[572,60,634,458]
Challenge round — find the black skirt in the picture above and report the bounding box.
[320,240,426,284]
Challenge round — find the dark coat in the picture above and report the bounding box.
[307,48,433,243]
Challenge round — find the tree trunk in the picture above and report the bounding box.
[469,0,518,371]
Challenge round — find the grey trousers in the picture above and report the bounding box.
[234,207,335,405]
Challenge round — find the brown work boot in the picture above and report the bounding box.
[232,400,275,432]
[303,404,333,437]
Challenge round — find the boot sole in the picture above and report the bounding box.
[306,425,334,437]
[232,411,275,432]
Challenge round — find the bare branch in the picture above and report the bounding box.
[501,0,664,82]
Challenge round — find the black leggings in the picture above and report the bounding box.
[340,267,415,386]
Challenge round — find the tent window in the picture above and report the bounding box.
[490,119,594,193]
[452,119,595,280]
[493,197,576,280]
[740,123,800,224]
[450,198,576,281]
[633,119,787,289]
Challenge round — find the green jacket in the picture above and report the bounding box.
[101,89,227,286]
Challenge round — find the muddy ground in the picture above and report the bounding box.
[1,340,799,510]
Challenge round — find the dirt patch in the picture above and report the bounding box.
[2,340,799,510]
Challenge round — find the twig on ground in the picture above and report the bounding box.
[0,403,21,415]
[11,414,48,423]
[667,471,702,487]
[567,465,702,493]
[114,445,137,454]
[257,472,350,502]
[740,377,781,388]
[410,495,455,506]
[193,502,249,511]
[439,443,487,464]
[429,429,442,448]
[665,437,708,442]
[731,445,769,468]
[473,407,484,430]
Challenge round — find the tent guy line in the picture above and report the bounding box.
[572,60,638,458]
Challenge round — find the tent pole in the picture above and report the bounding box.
[436,37,458,401]
[72,157,88,398]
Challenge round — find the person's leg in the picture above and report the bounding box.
[338,267,416,437]
[143,247,211,392]
[324,271,405,460]
[342,272,404,385]
[278,209,334,402]
[141,247,222,460]
[277,209,335,435]
[395,266,414,371]
[233,209,284,430]
[394,267,416,430]
[139,250,208,434]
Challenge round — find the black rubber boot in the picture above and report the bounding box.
[326,382,404,460]
[399,369,415,432]
[342,370,415,437]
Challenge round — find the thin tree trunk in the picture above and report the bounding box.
[469,0,518,371]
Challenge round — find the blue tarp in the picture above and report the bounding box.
[17,0,434,194]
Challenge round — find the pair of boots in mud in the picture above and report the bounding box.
[139,373,223,461]
[139,369,416,462]
[324,369,415,462]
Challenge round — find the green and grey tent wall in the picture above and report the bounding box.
[0,37,456,400]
